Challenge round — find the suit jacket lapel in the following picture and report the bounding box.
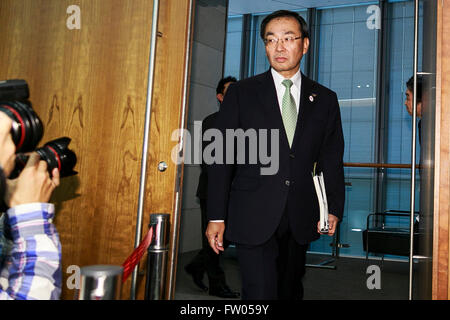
[256,70,290,151]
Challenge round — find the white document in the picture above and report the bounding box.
[313,171,329,233]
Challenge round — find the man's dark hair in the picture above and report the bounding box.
[216,76,237,95]
[406,75,423,102]
[260,10,309,40]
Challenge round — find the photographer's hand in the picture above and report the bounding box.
[0,112,16,176]
[6,153,60,207]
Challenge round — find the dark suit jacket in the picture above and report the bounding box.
[207,70,345,246]
[196,112,218,199]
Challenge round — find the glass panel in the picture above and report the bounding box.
[385,1,422,215]
[311,4,379,256]
[224,15,243,79]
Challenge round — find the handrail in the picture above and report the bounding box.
[344,162,420,169]
[131,0,160,300]
[409,0,420,300]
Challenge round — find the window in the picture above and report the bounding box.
[224,15,244,79]
[384,1,422,215]
[313,4,379,255]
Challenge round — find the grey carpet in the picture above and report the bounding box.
[174,248,409,300]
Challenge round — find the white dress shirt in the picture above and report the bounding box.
[271,67,302,114]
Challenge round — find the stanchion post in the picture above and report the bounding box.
[77,265,123,300]
[145,213,170,300]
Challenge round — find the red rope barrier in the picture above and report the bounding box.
[121,226,154,283]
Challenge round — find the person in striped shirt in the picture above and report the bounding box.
[0,113,61,299]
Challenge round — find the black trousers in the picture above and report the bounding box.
[236,211,308,300]
[186,198,228,288]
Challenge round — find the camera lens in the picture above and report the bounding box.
[36,137,77,178]
[0,101,43,152]
[9,137,77,179]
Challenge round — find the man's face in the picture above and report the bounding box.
[405,88,422,118]
[264,17,309,78]
[217,81,233,104]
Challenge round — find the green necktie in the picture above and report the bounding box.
[281,79,297,147]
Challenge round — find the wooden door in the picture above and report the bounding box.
[0,0,192,299]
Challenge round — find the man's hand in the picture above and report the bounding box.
[0,112,16,176]
[317,214,339,236]
[205,221,225,254]
[5,153,60,207]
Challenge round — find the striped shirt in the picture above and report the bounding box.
[0,203,61,300]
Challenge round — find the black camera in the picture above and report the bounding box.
[0,79,77,178]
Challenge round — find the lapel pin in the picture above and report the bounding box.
[309,95,314,102]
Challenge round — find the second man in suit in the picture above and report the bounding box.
[185,77,239,299]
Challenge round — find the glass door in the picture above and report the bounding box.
[412,0,437,300]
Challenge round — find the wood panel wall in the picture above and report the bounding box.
[433,0,450,300]
[0,0,192,300]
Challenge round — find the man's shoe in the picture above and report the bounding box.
[209,284,240,299]
[185,265,208,292]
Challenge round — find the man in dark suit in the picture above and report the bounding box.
[185,76,240,298]
[205,10,345,300]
